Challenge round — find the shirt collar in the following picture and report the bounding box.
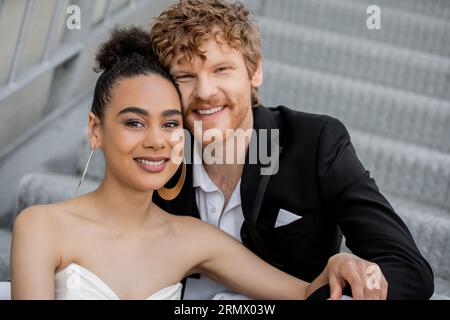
[226,179,242,211]
[192,140,219,193]
[193,163,242,210]
[192,163,217,192]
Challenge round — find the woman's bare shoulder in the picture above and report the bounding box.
[13,197,85,235]
[11,204,63,267]
[14,203,64,235]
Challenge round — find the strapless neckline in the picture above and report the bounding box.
[54,263,182,300]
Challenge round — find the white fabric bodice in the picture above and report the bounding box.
[54,263,182,300]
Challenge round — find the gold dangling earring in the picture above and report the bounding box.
[157,161,186,201]
[75,148,95,196]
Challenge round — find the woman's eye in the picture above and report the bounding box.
[125,120,144,128]
[163,121,180,128]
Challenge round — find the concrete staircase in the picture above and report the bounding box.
[246,0,450,298]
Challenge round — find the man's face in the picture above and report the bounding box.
[170,38,262,146]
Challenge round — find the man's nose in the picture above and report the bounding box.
[195,75,218,101]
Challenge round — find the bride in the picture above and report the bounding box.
[11,27,349,300]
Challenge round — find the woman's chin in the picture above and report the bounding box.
[137,184,164,193]
[123,180,164,193]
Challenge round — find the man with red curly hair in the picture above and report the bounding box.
[151,0,433,300]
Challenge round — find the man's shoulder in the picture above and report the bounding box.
[256,105,337,131]
[255,105,344,147]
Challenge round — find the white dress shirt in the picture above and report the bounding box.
[183,163,250,300]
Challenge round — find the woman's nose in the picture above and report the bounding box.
[142,127,166,150]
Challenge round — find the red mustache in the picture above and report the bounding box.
[186,96,233,114]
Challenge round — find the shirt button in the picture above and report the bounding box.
[211,206,216,213]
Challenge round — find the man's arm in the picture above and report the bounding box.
[317,116,434,299]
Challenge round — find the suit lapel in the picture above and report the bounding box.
[183,133,200,219]
[241,106,282,230]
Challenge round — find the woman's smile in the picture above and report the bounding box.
[134,156,170,173]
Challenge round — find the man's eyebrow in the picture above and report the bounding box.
[171,69,192,75]
[117,106,148,117]
[211,60,236,68]
[172,61,235,74]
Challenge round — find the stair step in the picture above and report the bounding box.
[259,0,450,57]
[350,0,450,21]
[349,129,450,211]
[16,171,100,214]
[342,193,450,298]
[0,229,10,281]
[387,195,450,284]
[259,17,450,100]
[261,60,450,153]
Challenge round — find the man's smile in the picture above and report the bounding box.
[196,105,225,115]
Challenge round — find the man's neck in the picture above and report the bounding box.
[203,162,244,207]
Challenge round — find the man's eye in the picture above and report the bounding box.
[163,121,180,128]
[175,74,194,81]
[125,120,144,128]
[215,67,229,73]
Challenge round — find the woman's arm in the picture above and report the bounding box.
[11,206,60,299]
[190,221,329,299]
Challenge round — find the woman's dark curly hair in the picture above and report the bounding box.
[92,26,179,120]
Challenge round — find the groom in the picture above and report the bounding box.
[151,0,433,299]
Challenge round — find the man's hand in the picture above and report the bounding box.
[326,252,388,300]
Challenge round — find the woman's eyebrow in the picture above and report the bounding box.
[117,107,181,117]
[161,109,182,117]
[117,106,148,117]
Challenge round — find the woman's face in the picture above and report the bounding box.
[90,74,184,193]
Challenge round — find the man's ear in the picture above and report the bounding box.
[88,112,102,150]
[251,59,263,88]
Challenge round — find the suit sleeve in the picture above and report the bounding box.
[317,117,434,299]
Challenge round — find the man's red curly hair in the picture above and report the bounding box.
[150,0,263,105]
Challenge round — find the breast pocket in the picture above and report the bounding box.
[274,208,303,228]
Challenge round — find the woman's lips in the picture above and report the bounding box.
[134,158,168,173]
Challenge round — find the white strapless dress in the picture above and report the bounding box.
[54,263,182,300]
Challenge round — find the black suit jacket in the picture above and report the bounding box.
[154,105,434,299]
